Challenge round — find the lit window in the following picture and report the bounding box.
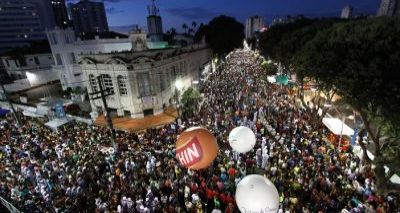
[117,75,128,96]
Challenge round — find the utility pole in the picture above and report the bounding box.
[0,82,22,127]
[89,75,117,151]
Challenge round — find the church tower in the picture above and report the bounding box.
[147,0,164,42]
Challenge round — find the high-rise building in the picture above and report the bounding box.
[245,16,264,39]
[0,0,48,53]
[377,0,400,16]
[70,0,109,36]
[341,5,353,19]
[50,0,69,28]
[147,0,163,42]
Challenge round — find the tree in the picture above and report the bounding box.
[188,28,194,36]
[182,24,188,34]
[194,23,208,42]
[261,16,400,194]
[192,21,197,29]
[260,60,278,75]
[203,15,245,56]
[259,18,341,74]
[170,27,177,36]
[181,87,201,118]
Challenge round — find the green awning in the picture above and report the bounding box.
[275,74,289,85]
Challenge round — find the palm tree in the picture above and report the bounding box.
[182,24,188,34]
[192,21,197,29]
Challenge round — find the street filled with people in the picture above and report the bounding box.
[1,48,399,213]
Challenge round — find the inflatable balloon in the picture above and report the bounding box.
[235,175,279,213]
[176,127,218,170]
[228,126,256,153]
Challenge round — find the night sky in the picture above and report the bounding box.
[67,0,381,34]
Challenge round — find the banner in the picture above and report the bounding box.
[54,101,66,118]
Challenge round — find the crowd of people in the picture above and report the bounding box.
[1,47,399,213]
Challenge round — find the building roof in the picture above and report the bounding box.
[79,31,128,40]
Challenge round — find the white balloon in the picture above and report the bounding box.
[228,126,256,153]
[235,175,279,213]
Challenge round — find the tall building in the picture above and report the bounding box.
[50,0,69,28]
[147,0,163,42]
[70,0,109,36]
[341,5,353,19]
[0,0,47,53]
[245,16,264,39]
[377,0,400,16]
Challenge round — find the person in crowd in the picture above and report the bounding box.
[0,48,398,212]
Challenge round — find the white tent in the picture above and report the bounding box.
[322,117,354,136]
[45,118,73,131]
[23,108,45,118]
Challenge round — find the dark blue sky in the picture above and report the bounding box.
[68,0,381,33]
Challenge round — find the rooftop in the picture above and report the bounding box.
[79,31,128,41]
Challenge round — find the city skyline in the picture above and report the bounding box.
[68,0,380,33]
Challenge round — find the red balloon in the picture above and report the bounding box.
[176,127,218,170]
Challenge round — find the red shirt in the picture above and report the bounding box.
[227,168,237,177]
[206,189,216,199]
[220,193,228,203]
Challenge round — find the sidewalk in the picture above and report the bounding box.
[94,106,178,132]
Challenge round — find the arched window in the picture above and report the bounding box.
[117,75,128,96]
[100,74,114,93]
[89,74,98,92]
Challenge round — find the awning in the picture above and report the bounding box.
[23,109,45,118]
[322,117,354,136]
[45,118,73,131]
[275,74,289,85]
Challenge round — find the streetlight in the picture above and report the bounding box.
[175,79,183,117]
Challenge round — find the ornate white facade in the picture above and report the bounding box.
[80,42,212,118]
[47,28,131,90]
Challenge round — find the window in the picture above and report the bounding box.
[34,56,39,65]
[159,71,166,91]
[53,33,58,44]
[65,34,70,44]
[55,54,62,65]
[70,53,76,64]
[171,66,176,81]
[137,72,151,97]
[89,74,98,92]
[101,74,113,93]
[74,73,81,77]
[117,75,128,96]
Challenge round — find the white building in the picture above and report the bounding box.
[245,16,264,39]
[377,0,400,16]
[341,5,353,19]
[46,28,132,90]
[1,51,59,91]
[79,37,212,119]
